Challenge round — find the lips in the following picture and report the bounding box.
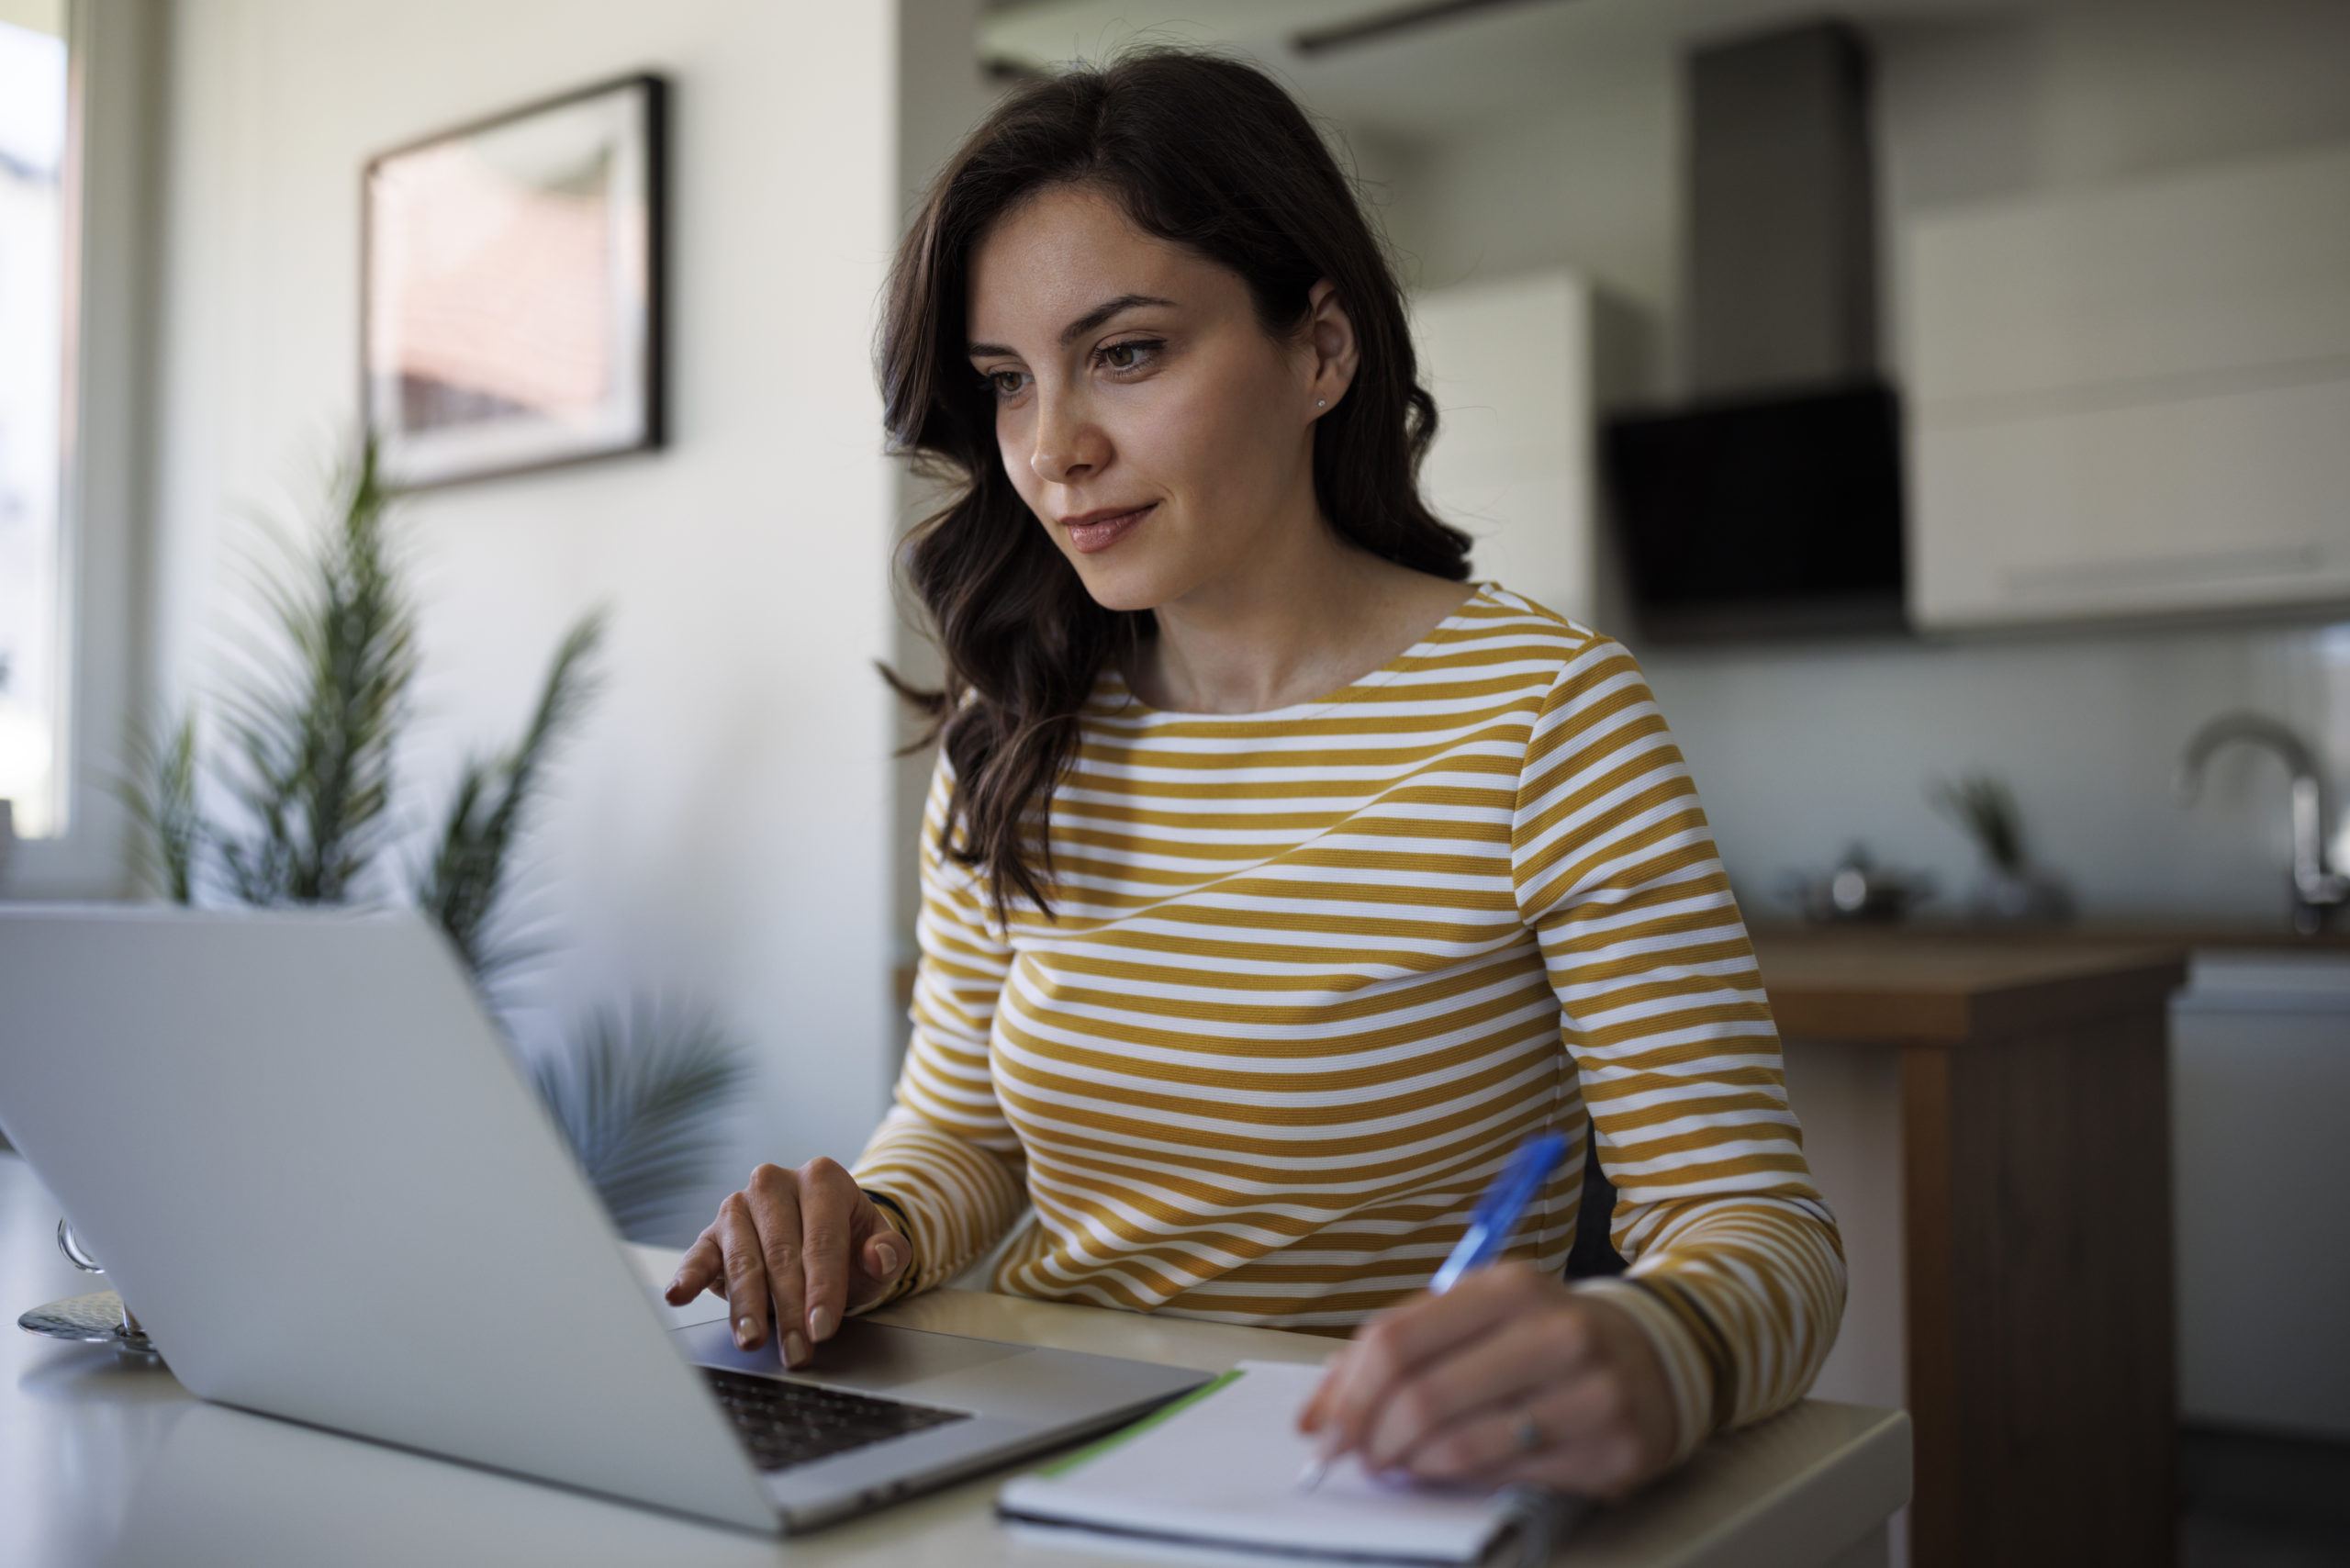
[1059,503,1154,555]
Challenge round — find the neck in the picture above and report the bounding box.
[1142,526,1372,719]
[1136,514,1455,715]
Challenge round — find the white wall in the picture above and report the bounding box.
[1381,50,1679,384]
[151,0,969,1236]
[1381,0,2350,924]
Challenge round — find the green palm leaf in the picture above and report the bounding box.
[415,611,606,985]
[531,999,751,1241]
[213,442,417,905]
[118,710,204,903]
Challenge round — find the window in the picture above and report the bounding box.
[0,0,70,839]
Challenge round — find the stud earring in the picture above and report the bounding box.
[1316,398,1327,408]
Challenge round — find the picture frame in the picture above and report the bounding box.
[362,73,667,490]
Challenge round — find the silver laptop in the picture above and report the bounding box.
[0,906,1209,1534]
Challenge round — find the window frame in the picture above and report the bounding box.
[2,0,158,898]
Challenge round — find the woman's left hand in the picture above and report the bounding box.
[1298,1261,1678,1500]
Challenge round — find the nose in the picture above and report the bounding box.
[1027,388,1107,487]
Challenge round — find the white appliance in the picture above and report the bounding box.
[2171,950,2350,1439]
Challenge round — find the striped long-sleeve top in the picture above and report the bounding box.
[855,585,1843,1460]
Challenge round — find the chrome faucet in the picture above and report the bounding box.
[2177,712,2349,934]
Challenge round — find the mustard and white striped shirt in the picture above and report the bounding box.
[856,585,1842,1458]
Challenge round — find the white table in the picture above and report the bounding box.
[0,1154,1907,1566]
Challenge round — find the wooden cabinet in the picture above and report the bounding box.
[1905,140,2350,628]
[1755,935,2188,1568]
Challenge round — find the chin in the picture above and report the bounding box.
[1062,552,1183,616]
[1068,568,1165,615]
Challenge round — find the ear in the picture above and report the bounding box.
[1300,279,1359,420]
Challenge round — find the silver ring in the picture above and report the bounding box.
[1514,1411,1543,1453]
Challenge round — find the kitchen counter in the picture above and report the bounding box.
[1751,930,2188,1041]
[1751,929,2188,1568]
[1755,917,2350,952]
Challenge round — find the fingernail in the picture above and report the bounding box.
[783,1330,811,1366]
[874,1239,903,1274]
[734,1316,756,1349]
[808,1305,836,1342]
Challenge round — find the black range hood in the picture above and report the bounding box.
[1607,380,1902,639]
[1604,20,1907,642]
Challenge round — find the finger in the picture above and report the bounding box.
[1322,1264,1555,1458]
[854,1214,911,1311]
[717,1193,770,1350]
[1503,1421,1647,1501]
[1362,1304,1600,1470]
[665,1234,724,1304]
[1297,1360,1340,1434]
[1417,1371,1643,1496]
[796,1158,861,1343]
[746,1164,811,1367]
[1297,1350,1358,1436]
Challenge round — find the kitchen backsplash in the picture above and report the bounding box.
[1630,614,2350,927]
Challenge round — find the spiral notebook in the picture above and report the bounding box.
[997,1361,1580,1565]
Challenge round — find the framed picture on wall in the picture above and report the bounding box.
[363,73,667,489]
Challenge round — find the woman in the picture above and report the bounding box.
[666,50,1842,1499]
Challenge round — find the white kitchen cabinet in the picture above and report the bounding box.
[1905,140,2350,629]
[1411,271,1604,626]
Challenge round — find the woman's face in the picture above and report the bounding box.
[966,183,1351,615]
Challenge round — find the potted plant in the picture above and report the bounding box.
[123,443,747,1238]
[1930,773,2074,924]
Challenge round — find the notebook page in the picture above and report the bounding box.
[997,1361,1509,1563]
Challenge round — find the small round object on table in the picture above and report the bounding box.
[18,1290,163,1364]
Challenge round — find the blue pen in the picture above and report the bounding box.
[1298,1130,1570,1491]
[1427,1131,1569,1294]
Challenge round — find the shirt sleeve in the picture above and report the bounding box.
[851,754,1029,1302]
[1510,634,1847,1463]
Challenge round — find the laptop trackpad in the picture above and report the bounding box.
[677,1316,1030,1393]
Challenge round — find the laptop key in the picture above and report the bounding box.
[702,1367,969,1472]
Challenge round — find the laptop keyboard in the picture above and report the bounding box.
[702,1366,969,1473]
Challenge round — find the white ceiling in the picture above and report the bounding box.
[982,0,2081,141]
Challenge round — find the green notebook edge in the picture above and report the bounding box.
[1033,1367,1248,1480]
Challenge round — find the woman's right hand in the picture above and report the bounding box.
[662,1157,912,1368]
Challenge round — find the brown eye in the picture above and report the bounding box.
[983,369,1028,399]
[1097,338,1162,374]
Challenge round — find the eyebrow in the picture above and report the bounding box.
[968,293,1178,360]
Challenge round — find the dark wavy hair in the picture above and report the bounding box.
[880,49,1470,920]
